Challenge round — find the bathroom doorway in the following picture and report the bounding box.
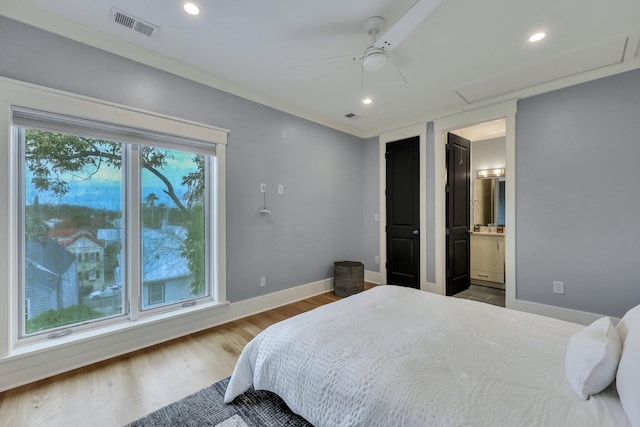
[451,119,506,293]
[446,119,506,307]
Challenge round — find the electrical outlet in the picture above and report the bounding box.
[374,255,380,264]
[553,281,564,295]
[374,213,380,222]
[278,184,284,195]
[260,183,266,193]
[260,276,266,287]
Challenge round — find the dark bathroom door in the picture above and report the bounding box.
[446,132,470,296]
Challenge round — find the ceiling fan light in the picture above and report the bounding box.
[363,47,388,71]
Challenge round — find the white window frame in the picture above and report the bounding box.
[15,104,219,338]
[0,77,228,390]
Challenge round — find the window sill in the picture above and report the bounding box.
[1,299,230,391]
[10,299,230,357]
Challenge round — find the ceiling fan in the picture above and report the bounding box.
[359,0,442,76]
[303,0,442,104]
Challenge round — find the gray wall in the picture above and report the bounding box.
[362,137,379,273]
[516,68,640,317]
[0,17,366,302]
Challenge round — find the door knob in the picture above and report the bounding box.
[413,229,419,235]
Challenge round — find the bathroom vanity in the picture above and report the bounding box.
[470,231,505,289]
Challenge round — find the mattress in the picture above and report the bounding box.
[225,285,627,426]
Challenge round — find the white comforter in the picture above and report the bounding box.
[224,285,627,426]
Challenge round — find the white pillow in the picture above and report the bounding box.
[565,317,621,400]
[616,303,640,344]
[617,330,640,426]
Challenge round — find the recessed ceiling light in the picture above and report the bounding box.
[184,3,200,15]
[362,97,373,105]
[528,32,546,43]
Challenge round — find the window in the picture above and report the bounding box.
[0,80,227,389]
[14,107,221,339]
[141,148,208,309]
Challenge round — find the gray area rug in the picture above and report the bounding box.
[125,376,312,427]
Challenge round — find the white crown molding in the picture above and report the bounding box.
[0,0,365,138]
[3,1,639,141]
[362,57,640,139]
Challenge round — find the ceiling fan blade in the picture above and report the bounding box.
[388,53,408,85]
[295,53,362,67]
[374,0,442,51]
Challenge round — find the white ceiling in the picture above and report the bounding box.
[453,119,505,142]
[4,0,640,137]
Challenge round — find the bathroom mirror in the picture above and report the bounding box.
[473,178,505,226]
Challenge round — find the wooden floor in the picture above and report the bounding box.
[0,292,340,427]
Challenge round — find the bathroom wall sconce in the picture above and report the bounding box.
[477,168,505,178]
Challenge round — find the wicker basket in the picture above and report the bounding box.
[334,261,364,297]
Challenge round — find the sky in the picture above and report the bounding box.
[26,146,198,212]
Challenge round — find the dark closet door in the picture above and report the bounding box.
[446,132,470,296]
[386,136,420,288]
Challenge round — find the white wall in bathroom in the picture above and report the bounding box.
[471,137,506,179]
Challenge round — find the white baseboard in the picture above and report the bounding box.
[507,298,620,326]
[364,270,382,284]
[222,278,334,322]
[422,281,442,294]
[0,278,334,392]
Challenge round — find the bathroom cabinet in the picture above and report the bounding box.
[470,233,505,284]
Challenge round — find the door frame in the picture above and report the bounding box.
[378,123,428,291]
[434,100,517,307]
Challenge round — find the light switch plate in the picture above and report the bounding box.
[553,281,564,294]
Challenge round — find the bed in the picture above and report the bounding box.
[224,285,636,426]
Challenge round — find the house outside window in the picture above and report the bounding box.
[148,282,165,305]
